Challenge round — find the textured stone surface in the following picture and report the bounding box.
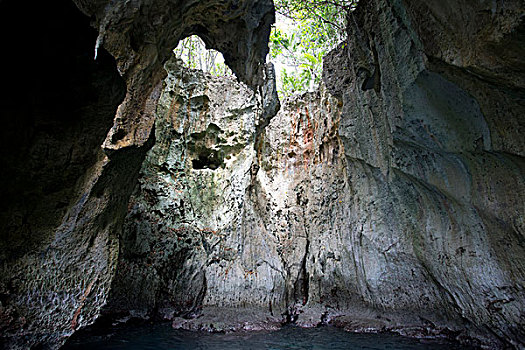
[403,0,525,157]
[110,1,524,349]
[108,58,350,329]
[1,0,524,349]
[104,57,263,320]
[104,58,282,322]
[72,0,275,153]
[321,0,525,347]
[0,0,275,348]
[0,1,127,348]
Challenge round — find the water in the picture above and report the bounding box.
[65,323,473,350]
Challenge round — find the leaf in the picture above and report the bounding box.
[303,52,318,65]
[270,0,357,97]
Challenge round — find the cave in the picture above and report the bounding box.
[191,152,223,170]
[0,0,523,349]
[188,123,226,170]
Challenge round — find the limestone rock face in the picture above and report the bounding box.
[1,0,523,348]
[71,0,275,153]
[112,1,524,349]
[322,0,524,347]
[404,0,525,158]
[0,0,275,348]
[112,57,346,327]
[105,58,266,319]
[104,52,355,339]
[0,1,128,348]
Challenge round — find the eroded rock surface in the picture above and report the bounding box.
[110,1,524,349]
[105,58,266,320]
[0,0,275,348]
[109,57,347,329]
[321,0,524,347]
[1,0,523,349]
[0,1,127,348]
[72,0,275,153]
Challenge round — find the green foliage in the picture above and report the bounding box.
[275,0,357,30]
[172,2,359,98]
[270,0,358,99]
[174,36,233,77]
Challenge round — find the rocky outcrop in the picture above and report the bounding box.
[109,1,524,349]
[1,0,523,348]
[107,57,345,328]
[104,57,268,320]
[71,0,275,154]
[0,1,127,348]
[0,0,275,348]
[321,0,524,347]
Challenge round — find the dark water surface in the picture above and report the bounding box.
[65,323,474,350]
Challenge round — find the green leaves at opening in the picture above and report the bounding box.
[269,0,359,99]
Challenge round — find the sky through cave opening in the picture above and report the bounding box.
[173,1,359,100]
[173,35,233,77]
[268,0,358,99]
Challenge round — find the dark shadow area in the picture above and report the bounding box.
[0,0,125,260]
[63,323,474,350]
[187,123,225,170]
[191,151,223,170]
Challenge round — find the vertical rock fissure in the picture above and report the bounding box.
[370,38,381,93]
[300,220,310,307]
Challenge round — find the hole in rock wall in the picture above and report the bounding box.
[361,70,377,91]
[191,151,223,170]
[187,123,226,170]
[173,35,233,77]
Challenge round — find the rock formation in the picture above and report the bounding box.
[320,0,524,347]
[105,1,525,348]
[0,0,274,348]
[0,1,127,348]
[0,0,523,349]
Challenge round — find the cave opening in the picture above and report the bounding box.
[1,0,524,349]
[191,150,223,170]
[173,35,234,77]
